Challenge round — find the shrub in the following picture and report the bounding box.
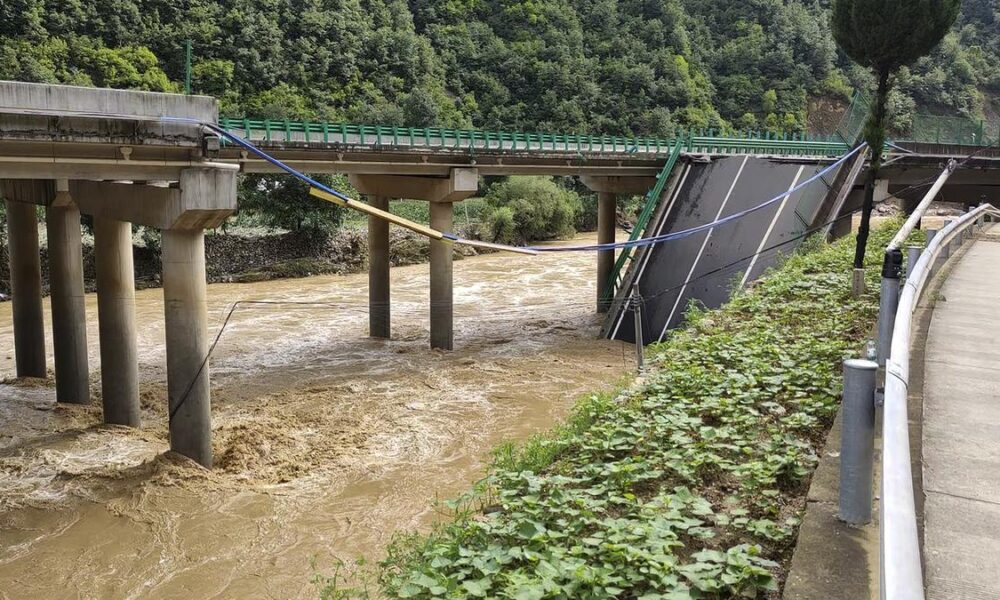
[482,177,581,245]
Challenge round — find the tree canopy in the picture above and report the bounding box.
[0,0,995,138]
[833,0,962,73]
[832,0,960,268]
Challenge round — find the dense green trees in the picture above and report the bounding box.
[1,0,996,242]
[2,0,995,139]
[482,177,581,244]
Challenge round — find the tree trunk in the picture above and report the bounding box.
[853,69,891,269]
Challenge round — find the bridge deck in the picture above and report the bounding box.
[923,228,1000,598]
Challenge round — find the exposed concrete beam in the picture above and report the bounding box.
[0,159,217,182]
[0,81,216,149]
[888,183,1000,206]
[0,178,51,205]
[581,176,657,195]
[350,169,479,203]
[71,167,238,230]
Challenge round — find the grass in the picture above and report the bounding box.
[315,221,914,599]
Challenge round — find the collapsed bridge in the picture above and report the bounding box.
[2,80,999,469]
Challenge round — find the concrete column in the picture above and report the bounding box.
[94,217,139,426]
[5,200,46,378]
[46,201,90,404]
[429,202,454,350]
[830,214,853,240]
[162,229,211,467]
[368,196,390,339]
[597,192,616,313]
[874,179,891,204]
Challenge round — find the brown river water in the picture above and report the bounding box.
[0,232,629,599]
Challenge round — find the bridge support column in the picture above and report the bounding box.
[368,195,391,339]
[830,213,853,240]
[4,195,46,378]
[162,228,212,467]
[94,217,140,426]
[597,192,616,313]
[580,176,655,314]
[430,201,454,350]
[46,183,90,404]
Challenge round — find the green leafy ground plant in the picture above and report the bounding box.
[321,221,909,599]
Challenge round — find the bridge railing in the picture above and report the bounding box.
[893,114,998,147]
[217,117,849,157]
[842,203,999,599]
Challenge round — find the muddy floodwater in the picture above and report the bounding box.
[0,232,628,599]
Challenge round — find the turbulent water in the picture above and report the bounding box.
[0,232,628,599]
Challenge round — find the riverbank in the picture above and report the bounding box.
[363,223,903,599]
[0,226,483,298]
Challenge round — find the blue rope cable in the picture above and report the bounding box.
[178,117,865,254]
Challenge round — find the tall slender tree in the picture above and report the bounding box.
[832,0,961,268]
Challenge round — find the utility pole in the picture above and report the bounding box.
[184,40,193,95]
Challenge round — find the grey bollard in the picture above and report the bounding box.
[906,245,922,278]
[840,358,878,525]
[877,250,903,366]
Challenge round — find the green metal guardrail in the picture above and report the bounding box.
[599,141,685,307]
[893,113,998,147]
[217,117,849,158]
[838,91,998,147]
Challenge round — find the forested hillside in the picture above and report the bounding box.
[1,0,997,136]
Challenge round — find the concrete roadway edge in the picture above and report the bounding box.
[783,236,976,599]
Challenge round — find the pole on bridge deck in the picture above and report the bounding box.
[839,358,877,525]
[184,40,192,95]
[632,284,644,372]
[877,249,903,367]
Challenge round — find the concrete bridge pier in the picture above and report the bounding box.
[71,167,237,466]
[93,216,140,426]
[581,176,656,313]
[350,169,477,350]
[430,201,454,350]
[46,180,90,404]
[367,195,391,339]
[596,192,616,313]
[2,181,48,378]
[162,227,212,466]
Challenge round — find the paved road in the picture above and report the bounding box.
[923,229,1000,599]
[608,156,831,343]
